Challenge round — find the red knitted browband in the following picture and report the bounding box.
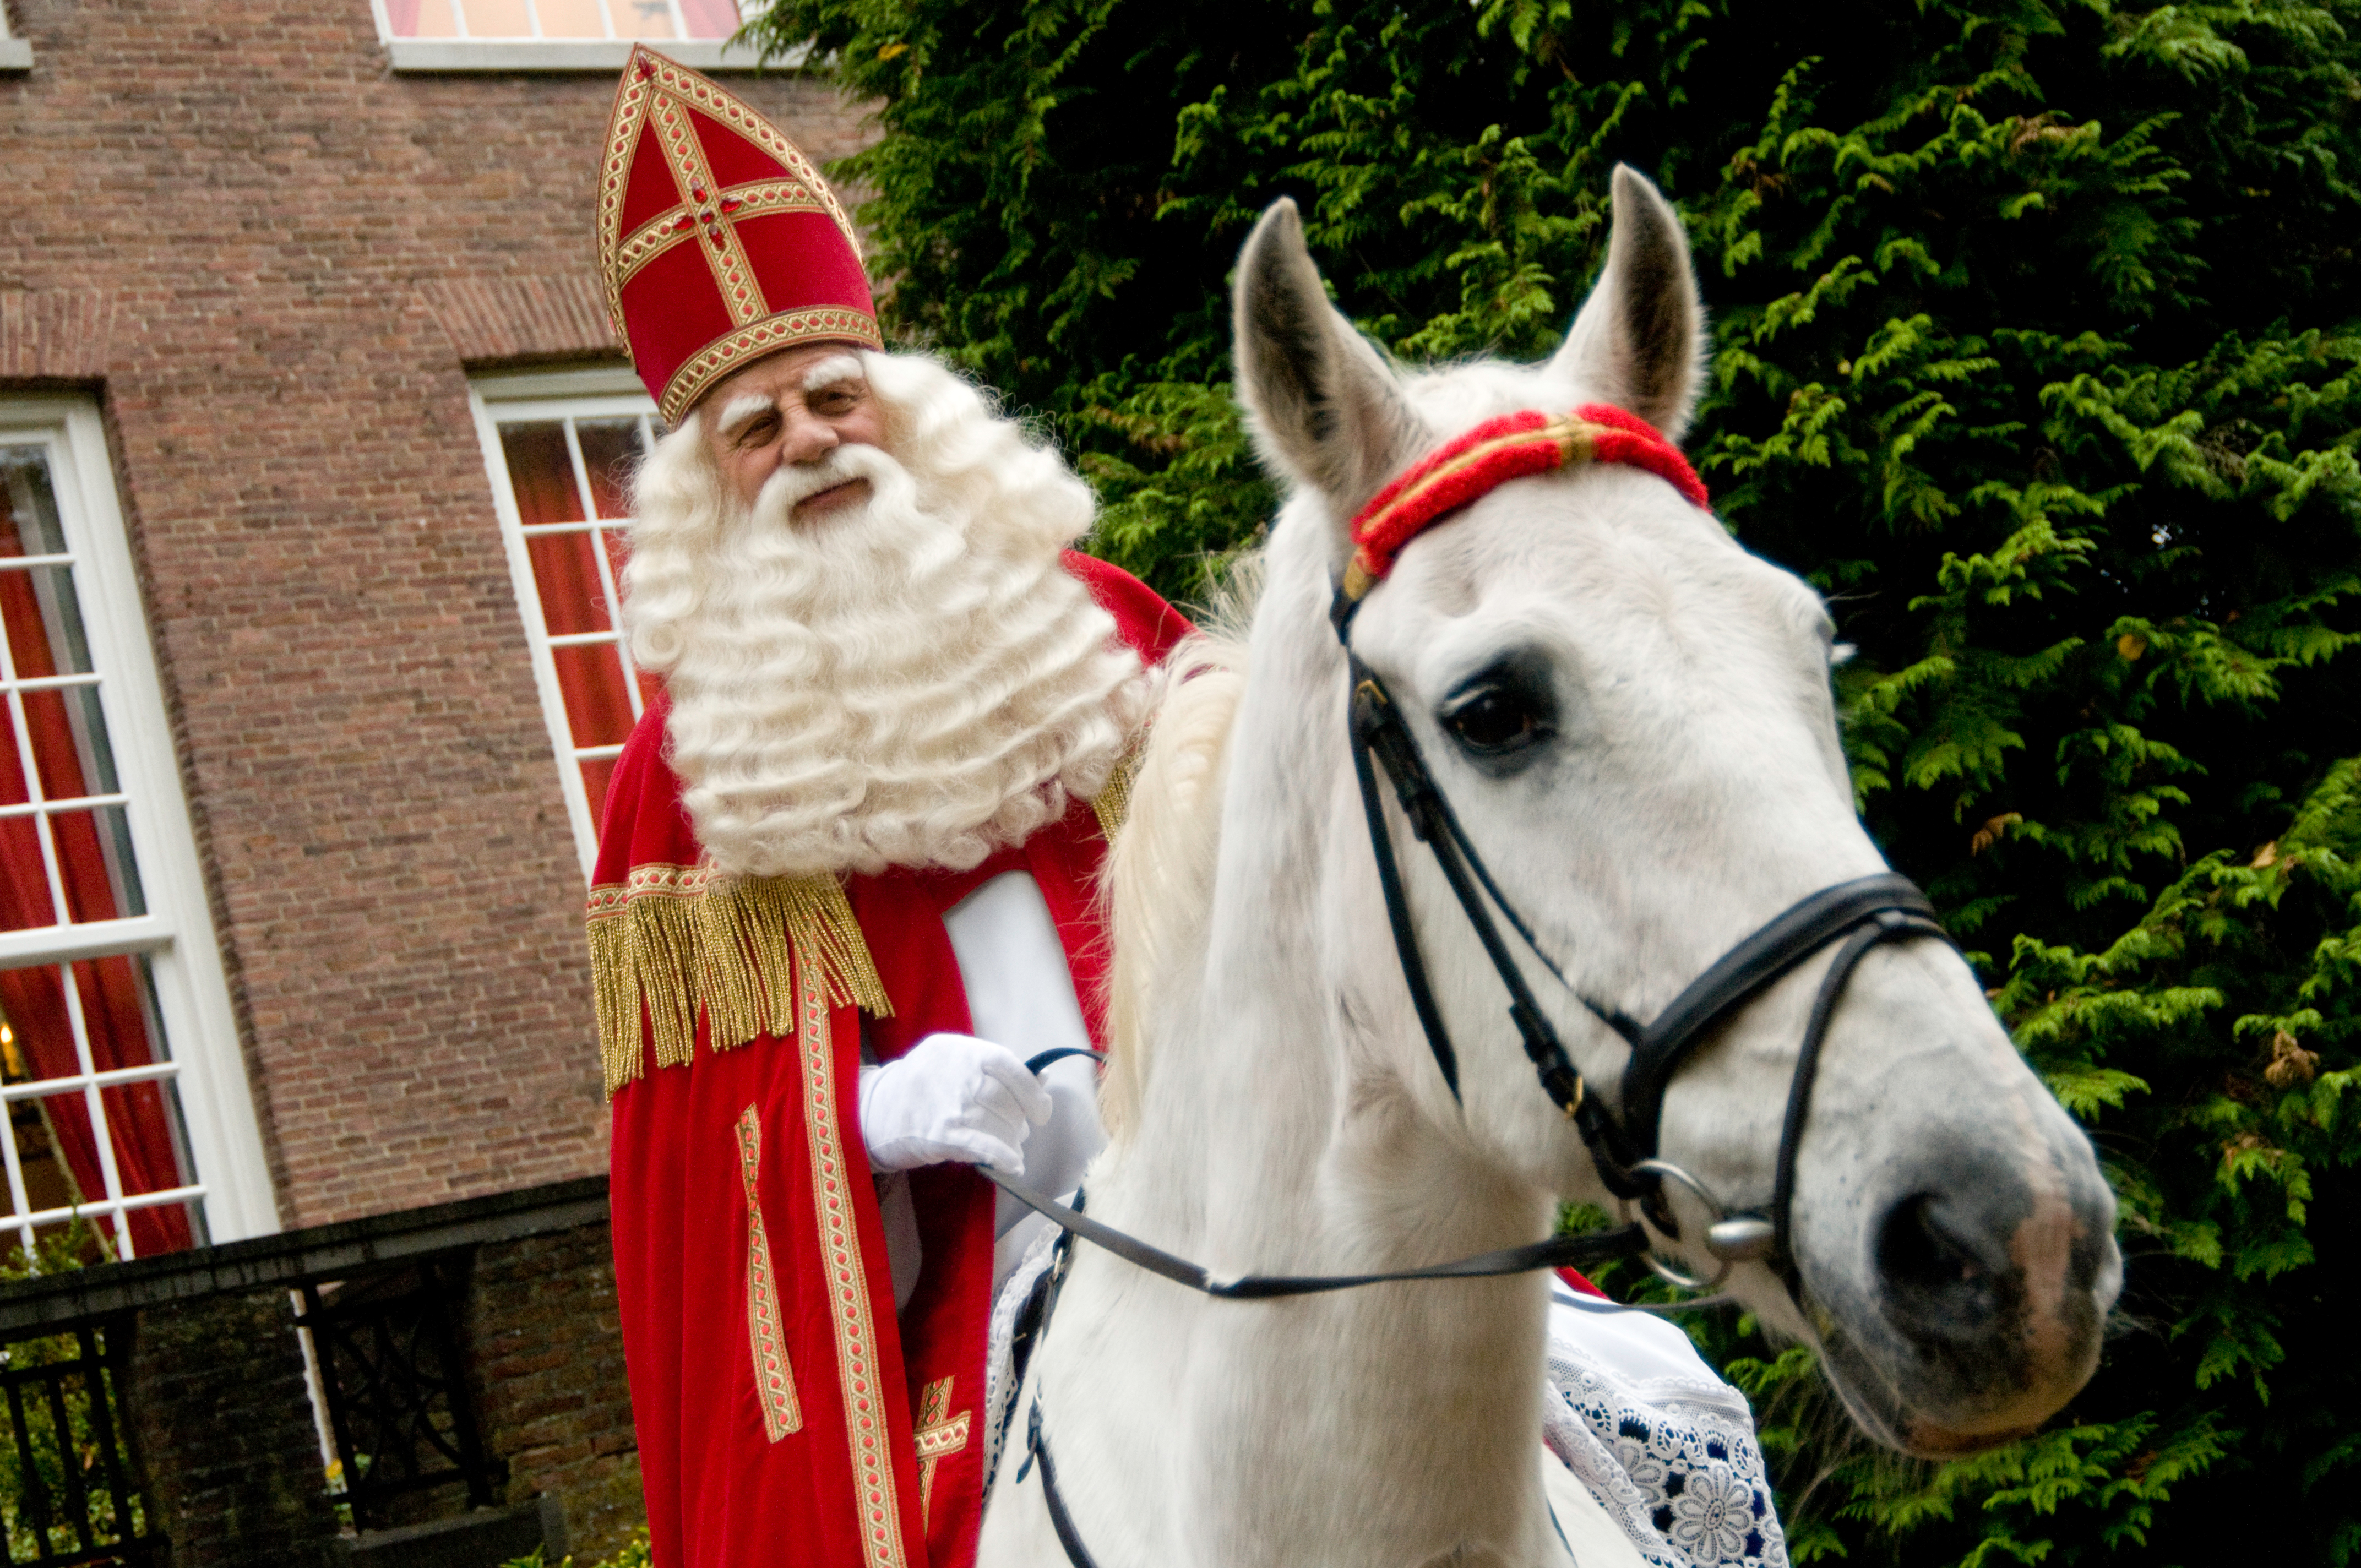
[1341,402,1711,600]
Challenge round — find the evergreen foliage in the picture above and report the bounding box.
[746,0,2361,1559]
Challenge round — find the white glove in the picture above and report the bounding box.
[857,1032,1054,1176]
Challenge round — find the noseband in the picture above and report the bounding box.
[1330,403,1951,1288]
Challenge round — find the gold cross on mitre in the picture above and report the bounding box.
[593,45,880,423]
[606,52,846,338]
[914,1375,972,1518]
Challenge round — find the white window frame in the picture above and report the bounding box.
[368,0,802,71]
[0,396,279,1255]
[0,3,32,74]
[470,366,657,877]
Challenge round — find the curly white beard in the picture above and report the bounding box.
[622,351,1149,879]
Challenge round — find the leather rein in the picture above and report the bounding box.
[993,405,1954,1565]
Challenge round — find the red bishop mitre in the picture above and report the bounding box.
[597,45,882,424]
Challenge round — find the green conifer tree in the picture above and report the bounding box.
[746,1,2361,1558]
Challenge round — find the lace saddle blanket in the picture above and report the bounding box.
[981,1239,1789,1568]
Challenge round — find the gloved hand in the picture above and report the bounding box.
[857,1032,1054,1175]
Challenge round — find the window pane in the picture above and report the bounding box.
[0,958,194,1260]
[385,1,437,36]
[535,0,611,36]
[678,0,742,38]
[575,420,645,519]
[526,532,614,639]
[551,644,636,748]
[21,685,123,804]
[0,814,59,933]
[0,448,68,558]
[50,808,144,924]
[460,0,535,36]
[0,696,27,810]
[610,0,678,39]
[3,1091,87,1254]
[1,565,98,682]
[500,422,586,526]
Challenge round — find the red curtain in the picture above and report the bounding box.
[502,422,644,825]
[0,488,193,1258]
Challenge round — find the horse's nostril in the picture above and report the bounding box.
[1876,1193,2009,1340]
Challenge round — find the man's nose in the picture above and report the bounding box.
[780,407,841,466]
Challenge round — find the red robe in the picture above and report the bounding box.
[596,554,1189,1568]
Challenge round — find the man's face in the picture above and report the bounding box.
[697,342,890,519]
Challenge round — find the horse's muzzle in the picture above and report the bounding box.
[1807,1124,2122,1457]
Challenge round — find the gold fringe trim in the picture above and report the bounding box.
[587,865,891,1097]
[1091,743,1140,843]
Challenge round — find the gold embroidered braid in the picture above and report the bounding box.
[586,865,891,1096]
[796,946,910,1568]
[1090,740,1141,842]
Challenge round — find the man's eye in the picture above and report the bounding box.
[737,416,779,447]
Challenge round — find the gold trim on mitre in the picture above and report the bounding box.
[657,306,882,426]
[586,864,892,1097]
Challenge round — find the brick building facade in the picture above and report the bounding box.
[0,2,873,1558]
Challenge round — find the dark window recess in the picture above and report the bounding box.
[300,1259,503,1531]
[0,1316,164,1567]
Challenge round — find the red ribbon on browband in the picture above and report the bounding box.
[1342,402,1711,599]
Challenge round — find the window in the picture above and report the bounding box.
[375,0,787,70]
[470,368,662,876]
[0,398,275,1264]
[387,0,742,41]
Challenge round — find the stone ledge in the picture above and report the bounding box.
[328,1498,566,1568]
[0,1175,608,1335]
[0,36,31,72]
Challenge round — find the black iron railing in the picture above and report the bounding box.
[300,1257,503,1531]
[0,1317,161,1567]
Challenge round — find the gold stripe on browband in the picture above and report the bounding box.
[1345,416,1608,600]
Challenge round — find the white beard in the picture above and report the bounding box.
[622,356,1149,880]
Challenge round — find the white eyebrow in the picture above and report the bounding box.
[714,393,776,438]
[802,354,868,393]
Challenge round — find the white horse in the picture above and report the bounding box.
[980,167,2121,1568]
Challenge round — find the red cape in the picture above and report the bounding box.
[597,554,1188,1568]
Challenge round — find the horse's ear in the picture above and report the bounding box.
[1550,165,1706,442]
[1233,198,1424,526]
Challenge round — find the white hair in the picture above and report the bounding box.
[1098,557,1258,1139]
[623,349,1149,879]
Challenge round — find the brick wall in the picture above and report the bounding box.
[464,1222,642,1561]
[0,2,874,1224]
[128,1289,345,1568]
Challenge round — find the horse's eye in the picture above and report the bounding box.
[1441,684,1544,756]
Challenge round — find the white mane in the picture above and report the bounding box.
[1101,564,1257,1140]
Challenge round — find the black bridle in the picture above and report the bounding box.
[997,425,1955,1562]
[1332,594,1952,1284]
